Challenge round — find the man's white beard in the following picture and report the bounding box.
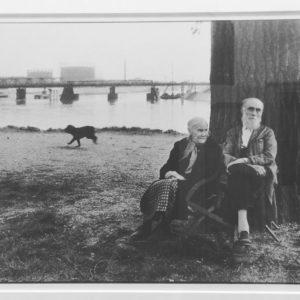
[242,114,261,130]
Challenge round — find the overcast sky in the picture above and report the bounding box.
[0,21,211,82]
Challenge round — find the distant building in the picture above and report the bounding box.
[27,70,53,79]
[60,66,95,81]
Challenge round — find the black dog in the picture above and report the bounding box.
[64,125,97,147]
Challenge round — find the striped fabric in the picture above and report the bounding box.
[140,179,178,222]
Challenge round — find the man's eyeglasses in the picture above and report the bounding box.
[246,106,262,113]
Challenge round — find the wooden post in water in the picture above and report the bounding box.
[181,84,185,97]
[146,86,159,101]
[16,87,26,105]
[108,86,118,101]
[60,84,79,104]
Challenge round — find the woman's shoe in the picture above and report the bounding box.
[129,221,152,241]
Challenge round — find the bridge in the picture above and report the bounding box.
[0,77,208,88]
[0,77,209,104]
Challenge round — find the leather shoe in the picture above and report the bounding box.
[237,231,251,246]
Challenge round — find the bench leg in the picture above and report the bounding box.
[265,224,280,243]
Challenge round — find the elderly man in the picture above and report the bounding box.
[223,98,277,246]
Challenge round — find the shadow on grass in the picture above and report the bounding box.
[129,234,231,263]
[0,207,98,282]
[0,202,140,282]
[55,146,88,151]
[18,209,64,238]
[0,170,99,207]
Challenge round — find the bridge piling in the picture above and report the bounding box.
[108,86,118,101]
[181,84,185,97]
[60,84,79,104]
[16,88,26,105]
[146,86,159,102]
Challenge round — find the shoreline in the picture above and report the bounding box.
[0,125,183,136]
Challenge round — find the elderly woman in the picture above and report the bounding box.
[130,117,224,241]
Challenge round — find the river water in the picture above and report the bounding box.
[0,86,210,133]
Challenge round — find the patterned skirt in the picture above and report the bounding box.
[140,179,178,222]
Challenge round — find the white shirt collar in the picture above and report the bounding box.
[242,126,253,147]
[242,125,253,132]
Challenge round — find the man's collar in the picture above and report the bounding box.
[242,125,253,131]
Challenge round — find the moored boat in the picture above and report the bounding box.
[34,88,51,100]
[160,92,181,100]
[0,91,8,98]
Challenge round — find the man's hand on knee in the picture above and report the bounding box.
[248,165,266,176]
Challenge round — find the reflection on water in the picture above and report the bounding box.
[0,87,210,133]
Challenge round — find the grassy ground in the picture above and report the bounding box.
[0,127,299,283]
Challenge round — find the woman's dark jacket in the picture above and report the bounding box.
[160,137,225,219]
[160,136,224,185]
[159,137,224,219]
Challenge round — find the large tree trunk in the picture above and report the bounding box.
[210,20,300,223]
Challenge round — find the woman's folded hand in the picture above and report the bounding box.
[165,171,186,181]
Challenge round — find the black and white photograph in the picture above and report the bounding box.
[0,2,300,295]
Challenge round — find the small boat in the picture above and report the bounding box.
[0,91,8,98]
[160,92,181,100]
[160,84,182,100]
[16,88,26,105]
[34,88,50,100]
[160,67,182,100]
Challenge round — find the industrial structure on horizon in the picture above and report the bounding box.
[60,66,95,81]
[27,69,53,79]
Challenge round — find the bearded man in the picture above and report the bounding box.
[223,98,277,247]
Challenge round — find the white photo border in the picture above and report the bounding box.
[0,0,300,298]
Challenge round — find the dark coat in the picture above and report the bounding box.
[160,136,223,184]
[159,136,224,219]
[223,124,277,204]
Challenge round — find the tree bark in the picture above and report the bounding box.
[210,20,300,223]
